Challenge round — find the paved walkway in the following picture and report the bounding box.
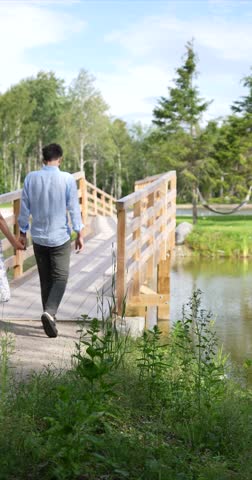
[0,320,81,376]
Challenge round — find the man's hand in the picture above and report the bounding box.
[19,232,27,250]
[14,239,25,251]
[75,232,84,253]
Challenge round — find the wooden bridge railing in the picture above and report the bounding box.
[0,172,116,279]
[116,171,176,316]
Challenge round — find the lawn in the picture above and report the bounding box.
[177,215,252,257]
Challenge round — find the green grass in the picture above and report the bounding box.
[177,215,252,257]
[0,202,12,209]
[0,291,252,480]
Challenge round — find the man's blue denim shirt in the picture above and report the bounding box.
[18,166,84,247]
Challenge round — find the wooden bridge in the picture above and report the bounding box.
[0,171,176,325]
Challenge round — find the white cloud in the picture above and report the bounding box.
[106,13,252,62]
[96,64,172,124]
[0,2,86,91]
[103,8,251,123]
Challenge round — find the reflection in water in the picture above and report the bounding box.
[170,256,252,366]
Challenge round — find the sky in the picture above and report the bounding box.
[0,0,252,125]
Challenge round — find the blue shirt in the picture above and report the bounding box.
[18,166,84,247]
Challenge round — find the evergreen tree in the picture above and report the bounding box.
[232,69,252,115]
[153,41,212,223]
[153,41,209,136]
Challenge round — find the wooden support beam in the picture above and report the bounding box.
[125,304,146,317]
[157,255,171,321]
[117,206,126,316]
[128,284,169,308]
[13,198,23,279]
[146,192,154,283]
[128,292,169,307]
[79,176,87,223]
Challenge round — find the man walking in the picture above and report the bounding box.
[18,143,84,338]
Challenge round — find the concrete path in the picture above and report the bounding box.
[0,320,81,376]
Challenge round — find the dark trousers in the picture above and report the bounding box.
[33,240,71,317]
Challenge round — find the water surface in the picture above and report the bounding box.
[170,256,252,368]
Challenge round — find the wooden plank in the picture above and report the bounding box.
[4,245,34,270]
[79,176,87,223]
[127,260,139,282]
[157,255,171,320]
[126,216,141,236]
[132,200,141,301]
[0,189,22,204]
[117,171,176,209]
[146,192,155,282]
[117,208,126,316]
[13,198,23,278]
[135,172,164,187]
[86,181,117,202]
[126,237,141,259]
[129,293,169,306]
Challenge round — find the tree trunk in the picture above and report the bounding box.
[3,140,8,191]
[220,175,224,197]
[93,159,97,187]
[111,173,115,197]
[27,156,31,175]
[38,138,43,164]
[117,151,122,199]
[80,134,85,176]
[17,162,22,189]
[192,185,198,225]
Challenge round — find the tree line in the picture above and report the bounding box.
[0,41,252,219]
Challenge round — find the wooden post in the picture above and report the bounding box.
[159,179,168,261]
[170,174,177,251]
[117,205,126,316]
[79,176,87,224]
[146,192,155,283]
[93,187,98,215]
[157,177,172,325]
[126,200,146,316]
[132,200,141,297]
[100,194,105,215]
[157,255,170,325]
[13,198,23,278]
[110,197,114,216]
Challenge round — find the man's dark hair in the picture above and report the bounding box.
[42,143,63,162]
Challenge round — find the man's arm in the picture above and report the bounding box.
[67,176,84,252]
[18,176,30,248]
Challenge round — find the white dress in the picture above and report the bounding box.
[0,240,10,303]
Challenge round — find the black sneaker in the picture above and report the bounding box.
[41,312,58,338]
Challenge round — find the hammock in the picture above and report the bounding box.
[197,186,252,215]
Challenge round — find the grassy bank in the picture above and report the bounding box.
[177,215,252,257]
[0,291,252,480]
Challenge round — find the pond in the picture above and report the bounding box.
[170,255,252,375]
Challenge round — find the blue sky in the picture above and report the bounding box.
[0,0,252,124]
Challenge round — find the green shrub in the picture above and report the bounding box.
[0,292,251,479]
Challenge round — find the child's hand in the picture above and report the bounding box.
[14,239,25,250]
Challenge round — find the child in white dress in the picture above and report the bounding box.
[0,212,24,303]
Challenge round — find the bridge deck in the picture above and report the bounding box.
[2,217,117,322]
